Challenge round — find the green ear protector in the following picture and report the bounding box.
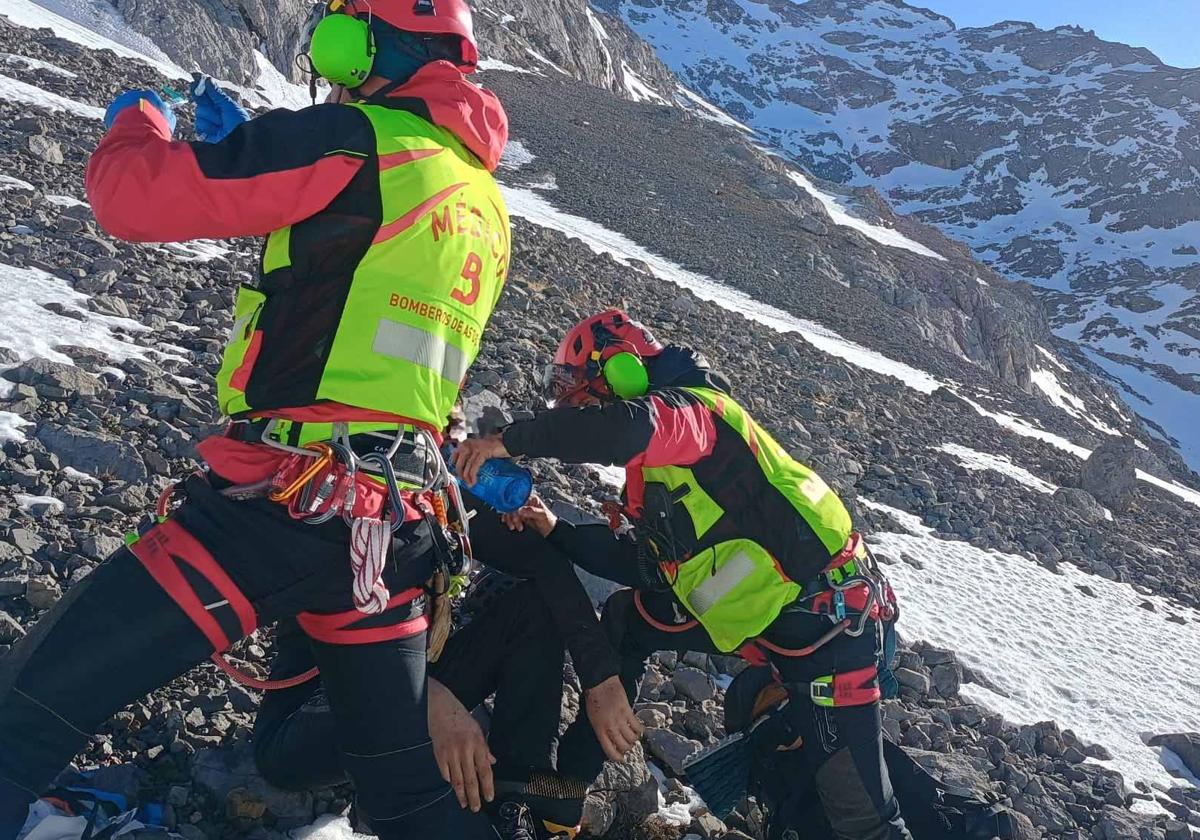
[309,4,377,88]
[601,351,650,399]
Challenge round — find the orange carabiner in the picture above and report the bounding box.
[269,443,335,504]
[430,492,449,527]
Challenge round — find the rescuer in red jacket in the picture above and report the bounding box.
[0,3,531,838]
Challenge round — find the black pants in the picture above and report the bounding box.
[555,587,911,840]
[0,475,496,840]
[254,581,568,790]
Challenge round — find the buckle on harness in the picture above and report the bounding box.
[808,666,881,708]
[810,676,836,708]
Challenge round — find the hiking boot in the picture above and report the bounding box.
[494,772,585,838]
[494,799,577,840]
[496,799,539,840]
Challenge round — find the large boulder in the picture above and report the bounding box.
[581,741,655,837]
[1080,440,1139,512]
[3,358,102,400]
[35,425,148,484]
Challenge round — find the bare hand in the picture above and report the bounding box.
[501,495,559,537]
[429,678,495,811]
[586,675,642,763]
[452,436,511,486]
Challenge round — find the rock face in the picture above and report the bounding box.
[1081,440,1139,512]
[114,0,311,83]
[475,0,678,104]
[598,0,1200,469]
[111,0,676,101]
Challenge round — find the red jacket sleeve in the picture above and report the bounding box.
[85,101,374,242]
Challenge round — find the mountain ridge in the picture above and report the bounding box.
[597,0,1200,469]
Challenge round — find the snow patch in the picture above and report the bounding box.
[788,170,946,261]
[584,5,610,42]
[1030,367,1119,436]
[61,466,101,485]
[0,173,35,192]
[622,61,668,105]
[525,48,568,75]
[289,815,374,839]
[589,463,626,489]
[160,240,232,263]
[238,51,314,111]
[477,57,537,75]
[675,85,753,132]
[0,263,152,367]
[0,71,105,119]
[648,762,705,826]
[0,411,31,443]
[937,442,1057,494]
[45,194,88,208]
[499,139,536,170]
[865,498,1200,795]
[1135,470,1200,510]
[502,186,941,393]
[2,52,76,77]
[956,393,1093,459]
[1035,345,1070,373]
[14,493,64,513]
[956,392,1200,509]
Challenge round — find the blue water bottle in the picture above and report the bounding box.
[448,450,533,513]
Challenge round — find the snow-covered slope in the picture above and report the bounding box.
[597,0,1200,470]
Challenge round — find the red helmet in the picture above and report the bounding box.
[344,0,478,72]
[542,309,664,405]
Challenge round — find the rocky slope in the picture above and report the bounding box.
[2,6,1200,840]
[595,0,1200,470]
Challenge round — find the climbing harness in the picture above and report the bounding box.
[136,420,475,691]
[732,532,899,708]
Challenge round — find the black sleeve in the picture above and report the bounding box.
[465,498,619,688]
[190,104,376,179]
[501,400,656,466]
[548,521,642,589]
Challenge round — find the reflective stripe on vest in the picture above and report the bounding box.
[687,550,756,616]
[372,318,470,384]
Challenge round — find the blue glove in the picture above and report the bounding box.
[104,89,176,134]
[189,75,250,143]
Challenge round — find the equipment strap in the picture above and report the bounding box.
[807,664,881,708]
[634,590,699,633]
[127,519,324,690]
[297,588,428,644]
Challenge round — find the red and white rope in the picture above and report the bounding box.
[350,516,391,615]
